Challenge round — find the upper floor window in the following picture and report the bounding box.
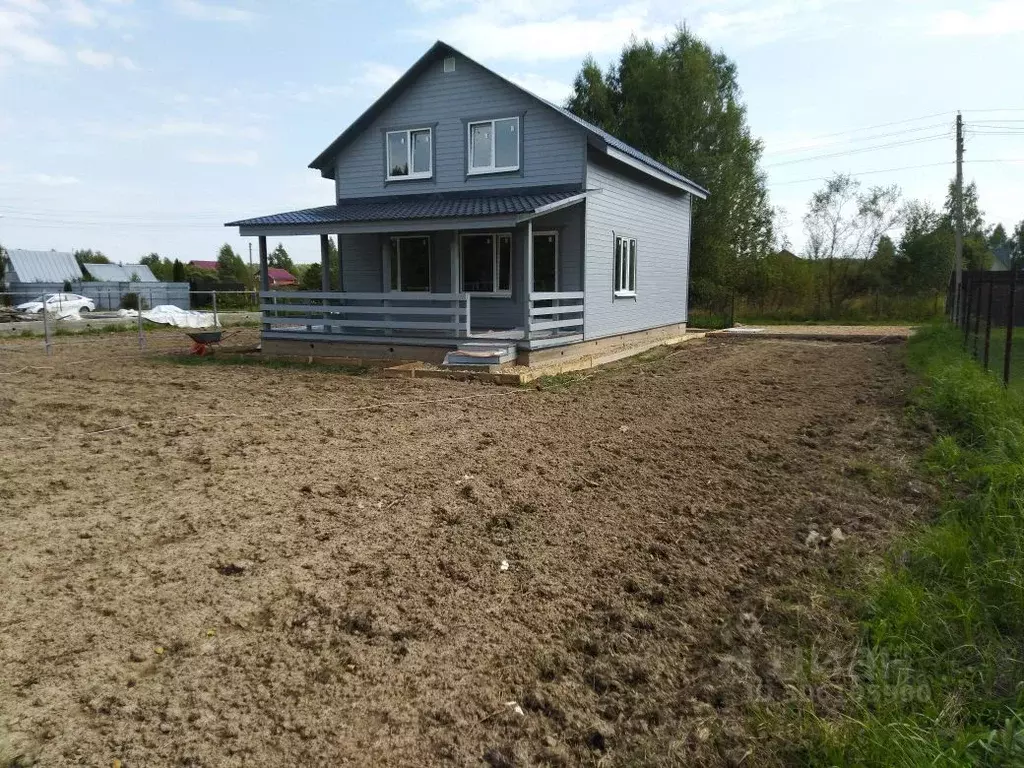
[467,117,519,175]
[386,128,432,181]
[614,235,637,297]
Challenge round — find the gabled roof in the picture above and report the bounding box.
[189,260,219,271]
[6,249,83,283]
[267,268,297,283]
[226,186,584,228]
[83,262,158,282]
[308,41,708,199]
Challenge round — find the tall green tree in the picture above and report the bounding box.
[74,249,110,265]
[171,259,186,282]
[139,252,174,281]
[269,243,294,272]
[565,27,773,307]
[298,241,340,290]
[216,244,250,286]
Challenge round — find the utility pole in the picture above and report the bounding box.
[248,241,253,270]
[954,111,965,323]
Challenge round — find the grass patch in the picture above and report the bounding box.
[160,353,371,376]
[768,322,1024,765]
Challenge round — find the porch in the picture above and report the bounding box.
[228,187,588,361]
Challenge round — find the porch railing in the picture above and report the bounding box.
[528,291,585,337]
[260,291,468,339]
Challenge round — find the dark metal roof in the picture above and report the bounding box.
[308,41,708,198]
[226,186,583,228]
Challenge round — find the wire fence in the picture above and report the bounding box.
[949,266,1023,388]
[0,290,262,367]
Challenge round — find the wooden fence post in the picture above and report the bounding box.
[983,275,994,369]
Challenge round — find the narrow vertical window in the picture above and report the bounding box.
[614,235,637,296]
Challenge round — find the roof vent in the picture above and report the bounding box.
[443,56,456,73]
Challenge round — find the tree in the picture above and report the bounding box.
[74,249,110,266]
[944,179,984,236]
[140,252,174,281]
[802,173,902,315]
[298,241,340,291]
[0,243,7,287]
[171,259,186,282]
[216,244,250,286]
[565,27,774,308]
[269,243,294,272]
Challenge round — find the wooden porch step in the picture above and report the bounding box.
[443,341,518,367]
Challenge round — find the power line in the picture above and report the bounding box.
[770,161,953,186]
[763,122,951,157]
[779,110,951,143]
[764,133,952,168]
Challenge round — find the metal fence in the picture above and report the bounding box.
[1,290,261,360]
[949,266,1022,387]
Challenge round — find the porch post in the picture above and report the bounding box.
[319,234,331,334]
[258,235,269,333]
[320,234,330,291]
[258,235,269,292]
[336,235,344,291]
[381,236,393,336]
[450,231,462,336]
[522,219,534,336]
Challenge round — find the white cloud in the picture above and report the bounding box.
[0,7,66,64]
[929,1,1024,36]
[357,62,403,91]
[183,149,258,166]
[60,0,98,27]
[97,118,262,141]
[171,0,254,22]
[413,2,673,62]
[508,72,571,104]
[31,172,81,185]
[75,47,134,69]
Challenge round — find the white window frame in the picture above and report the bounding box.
[460,232,512,297]
[389,235,432,292]
[385,127,432,181]
[614,235,637,297]
[466,117,520,175]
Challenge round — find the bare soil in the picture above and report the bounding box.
[0,334,929,766]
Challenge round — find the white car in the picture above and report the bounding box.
[16,293,96,316]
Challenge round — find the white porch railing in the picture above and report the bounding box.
[527,291,585,337]
[260,291,468,339]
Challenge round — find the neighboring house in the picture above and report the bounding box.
[267,267,298,287]
[991,244,1015,272]
[226,40,708,366]
[188,260,220,272]
[82,263,158,282]
[5,249,83,284]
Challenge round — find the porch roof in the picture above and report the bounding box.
[226,186,585,236]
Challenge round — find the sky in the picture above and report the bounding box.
[0,0,1022,266]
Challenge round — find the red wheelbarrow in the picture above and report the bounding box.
[186,330,223,356]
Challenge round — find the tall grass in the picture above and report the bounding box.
[778,324,1024,766]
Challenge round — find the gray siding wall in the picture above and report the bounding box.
[333,55,585,199]
[583,153,691,339]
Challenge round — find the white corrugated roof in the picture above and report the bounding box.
[83,263,158,282]
[7,249,83,283]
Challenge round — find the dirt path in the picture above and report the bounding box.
[0,337,927,766]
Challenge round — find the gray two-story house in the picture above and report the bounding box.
[227,41,708,367]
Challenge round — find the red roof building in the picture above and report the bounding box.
[188,260,219,271]
[267,268,298,287]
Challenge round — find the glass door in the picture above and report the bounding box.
[533,231,558,293]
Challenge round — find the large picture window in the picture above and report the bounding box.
[614,235,637,296]
[461,233,511,295]
[390,236,431,292]
[386,128,432,180]
[467,117,519,174]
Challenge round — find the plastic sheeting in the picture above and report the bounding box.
[118,305,218,328]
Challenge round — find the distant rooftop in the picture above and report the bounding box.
[6,249,83,283]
